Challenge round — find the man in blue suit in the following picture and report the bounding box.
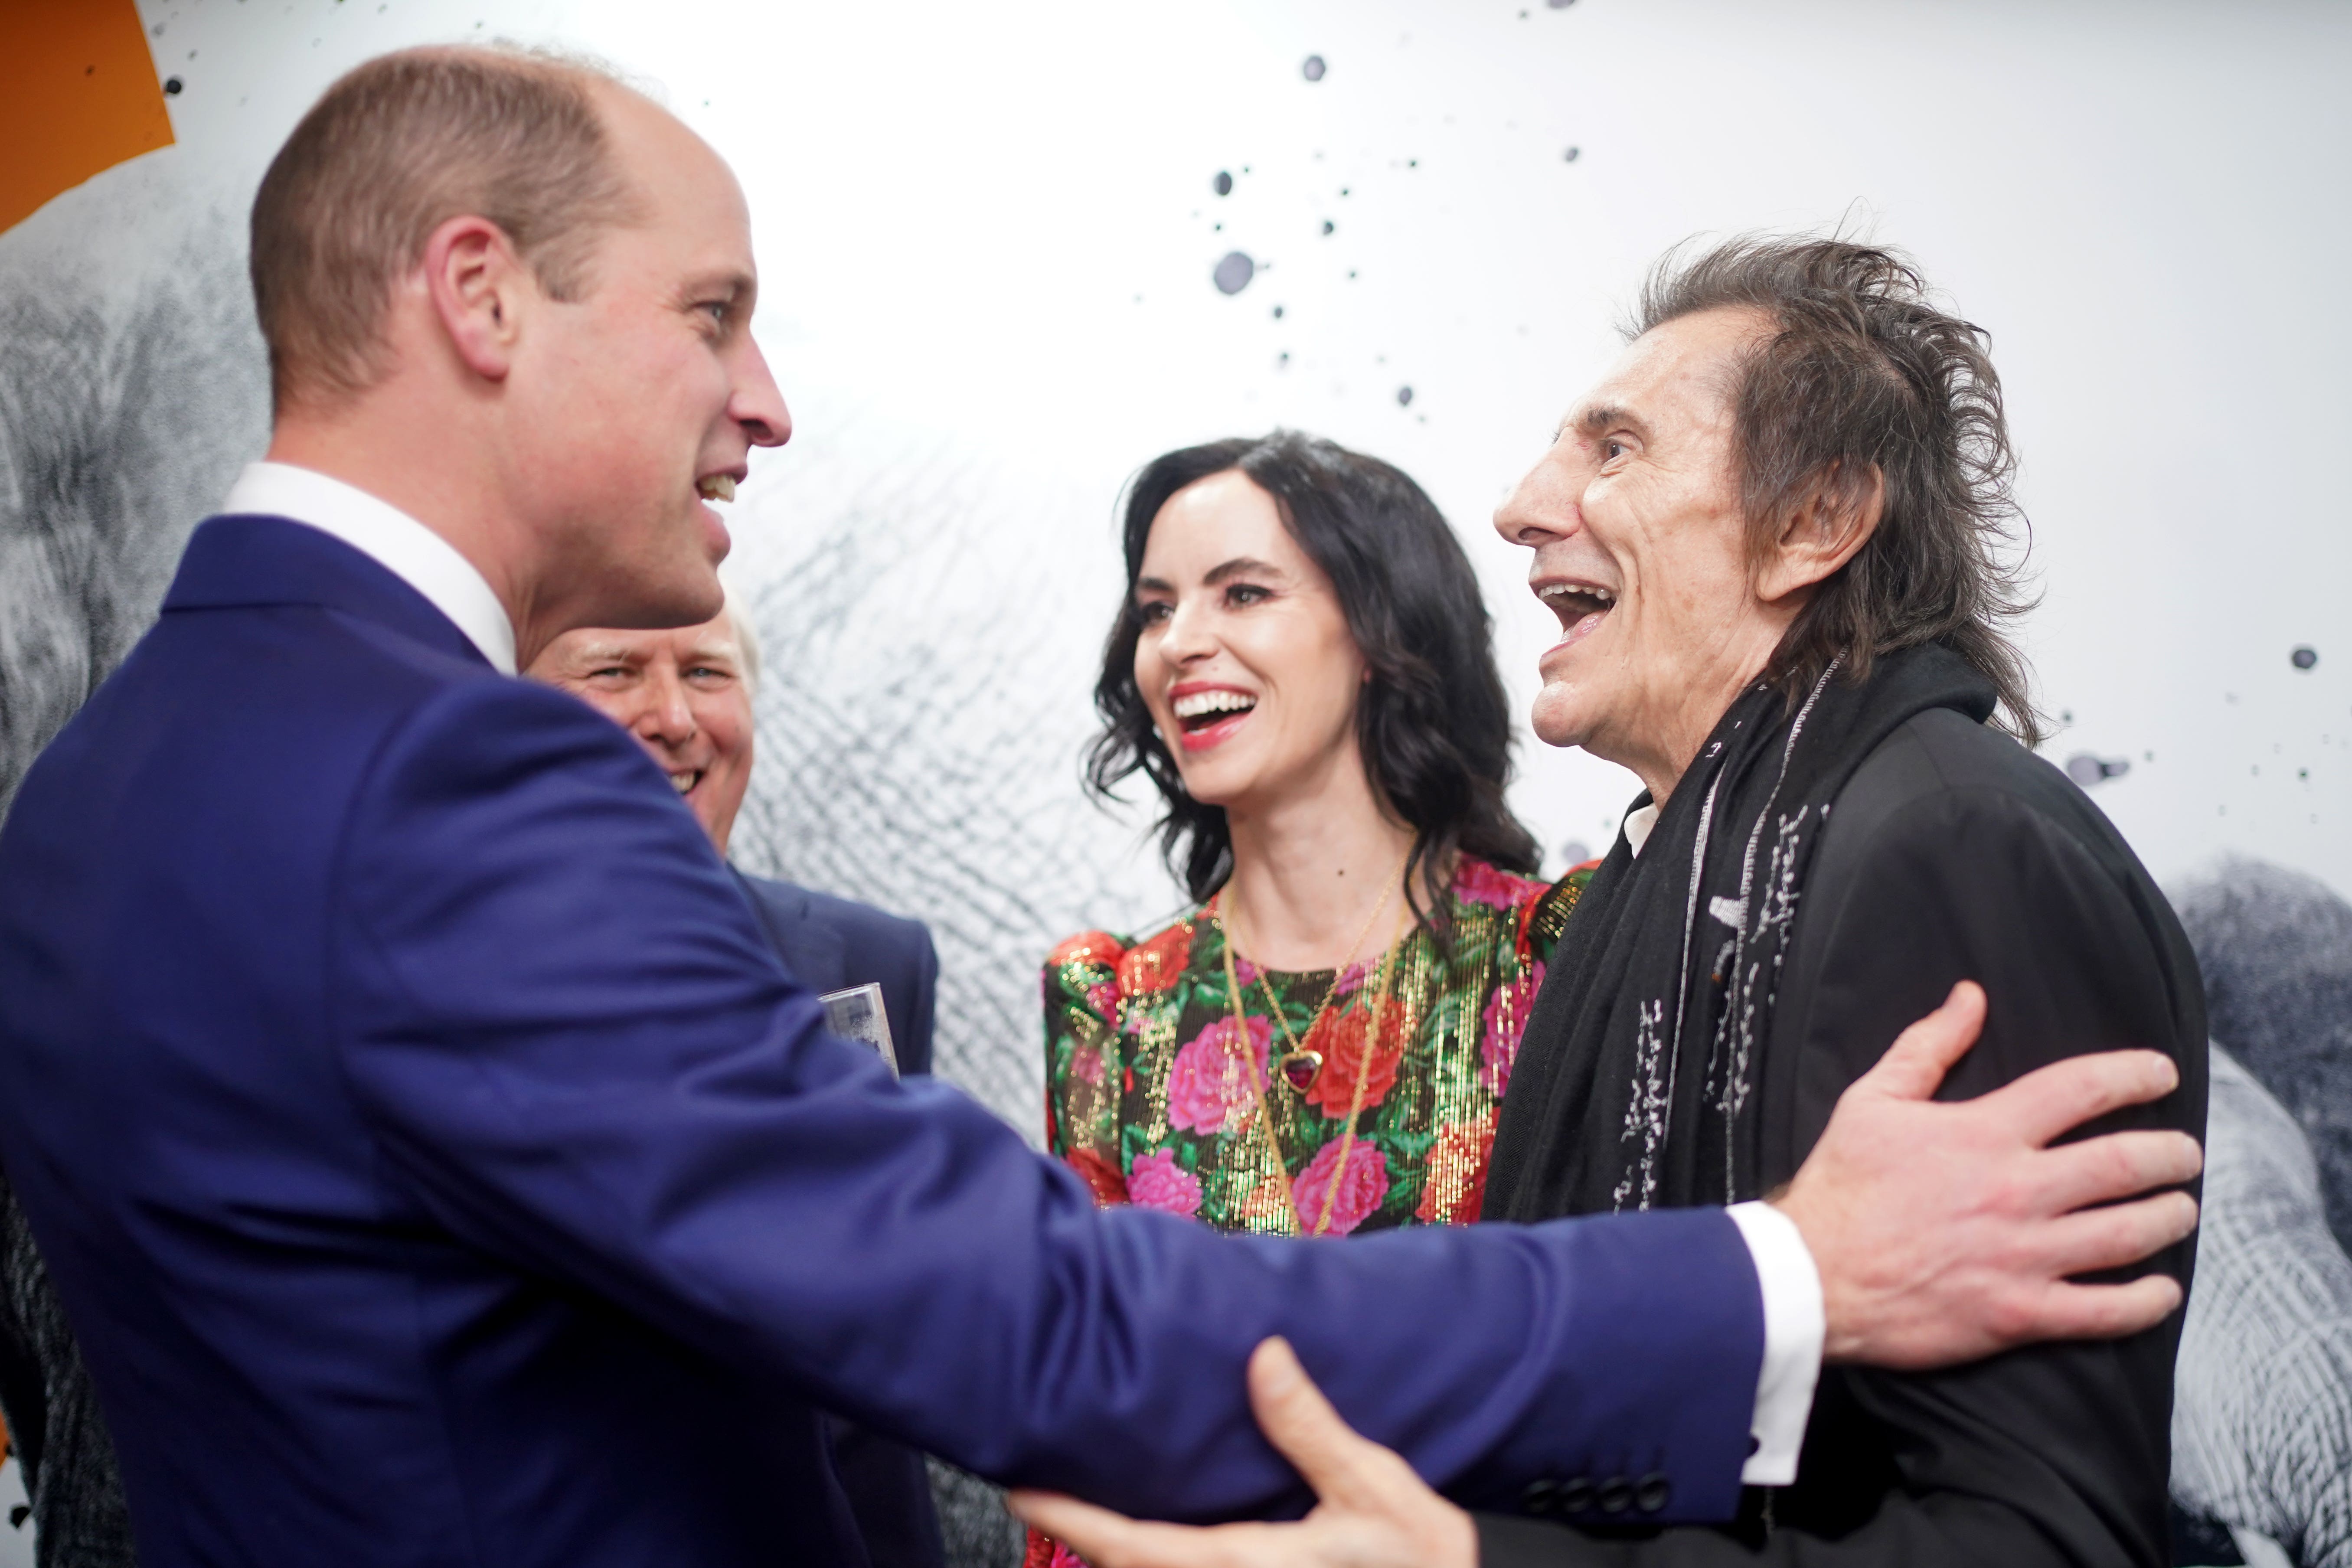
[0,46,2202,1568]
[529,600,947,1568]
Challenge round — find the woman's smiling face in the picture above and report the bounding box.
[1131,469,1368,817]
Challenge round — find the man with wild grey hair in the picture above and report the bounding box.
[0,47,2202,1568]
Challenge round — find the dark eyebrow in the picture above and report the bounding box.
[1202,556,1284,587]
[1134,558,1285,598]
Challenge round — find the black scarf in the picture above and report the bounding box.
[1483,643,1996,1220]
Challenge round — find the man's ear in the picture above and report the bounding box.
[419,214,532,383]
[1757,460,1884,602]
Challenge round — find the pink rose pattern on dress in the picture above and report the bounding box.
[1478,961,1544,1097]
[1166,1014,1273,1135]
[1041,859,1592,1240]
[1453,857,1542,910]
[1294,1139,1391,1236]
[1125,1148,1203,1218]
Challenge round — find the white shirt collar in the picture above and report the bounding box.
[219,461,518,675]
[1623,803,1662,859]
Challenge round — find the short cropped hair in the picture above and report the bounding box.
[249,45,641,413]
[1634,236,2042,744]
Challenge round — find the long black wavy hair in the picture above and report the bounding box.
[1086,430,1540,932]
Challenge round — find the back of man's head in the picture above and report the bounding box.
[250,45,640,416]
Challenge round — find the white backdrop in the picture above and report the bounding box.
[10,0,2348,1128]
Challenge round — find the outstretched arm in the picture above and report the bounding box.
[1009,982,2200,1567]
[340,682,1767,1524]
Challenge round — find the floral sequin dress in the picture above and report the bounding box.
[1023,858,1590,1568]
[1040,857,1589,1239]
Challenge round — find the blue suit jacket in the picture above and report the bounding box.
[732,868,945,1568]
[0,516,1765,1568]
[733,871,937,1080]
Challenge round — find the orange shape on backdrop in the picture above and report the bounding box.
[0,0,176,236]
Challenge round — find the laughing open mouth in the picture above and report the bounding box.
[696,475,737,503]
[669,770,702,795]
[1173,689,1257,734]
[1538,581,1617,638]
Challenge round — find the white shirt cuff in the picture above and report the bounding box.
[1725,1200,1824,1486]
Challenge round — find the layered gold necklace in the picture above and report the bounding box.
[1212,849,1409,1237]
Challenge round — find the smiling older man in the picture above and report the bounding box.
[1466,237,2208,1566]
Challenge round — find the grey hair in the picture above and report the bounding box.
[1631,234,2041,745]
[721,581,761,696]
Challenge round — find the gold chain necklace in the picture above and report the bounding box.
[1213,849,1411,1237]
[1219,849,1406,1093]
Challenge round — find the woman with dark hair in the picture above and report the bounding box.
[1038,431,1593,1247]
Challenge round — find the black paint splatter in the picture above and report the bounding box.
[1302,55,1326,82]
[1271,305,1284,320]
[1548,0,1577,8]
[2065,754,2131,787]
[2293,646,2319,670]
[1563,146,1580,162]
[1396,386,1414,407]
[1212,252,1255,295]
[164,77,183,95]
[1321,219,1334,235]
[1212,170,1233,196]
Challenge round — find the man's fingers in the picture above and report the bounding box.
[1852,981,1985,1101]
[1009,1491,1184,1568]
[2029,1130,2204,1215]
[1985,1049,2182,1149]
[1245,1337,1393,1508]
[2011,1274,2187,1344]
[2029,1189,2201,1279]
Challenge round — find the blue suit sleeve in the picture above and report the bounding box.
[332,680,1763,1522]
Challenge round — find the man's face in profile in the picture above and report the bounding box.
[507,85,791,635]
[1493,307,1775,780]
[529,614,756,855]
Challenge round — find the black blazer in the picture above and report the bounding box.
[730,868,946,1568]
[1482,707,2208,1567]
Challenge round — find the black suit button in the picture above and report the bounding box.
[1597,1477,1633,1514]
[1559,1477,1594,1514]
[1520,1480,1559,1516]
[1635,1473,1672,1513]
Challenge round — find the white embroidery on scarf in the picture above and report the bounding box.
[1613,997,1671,1212]
[1705,660,1841,1201]
[1720,805,1810,1134]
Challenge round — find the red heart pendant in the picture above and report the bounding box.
[1280,1051,1323,1092]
